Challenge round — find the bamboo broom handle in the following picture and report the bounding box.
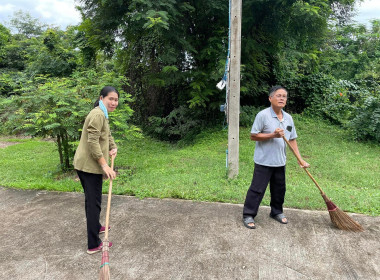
[282,136,325,196]
[104,155,115,241]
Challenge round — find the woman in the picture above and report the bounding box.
[74,86,119,254]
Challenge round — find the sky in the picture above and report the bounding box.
[0,0,81,30]
[353,0,380,26]
[0,0,379,30]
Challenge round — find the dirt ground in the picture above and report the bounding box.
[0,135,44,148]
[0,141,20,148]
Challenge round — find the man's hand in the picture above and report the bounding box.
[273,128,285,138]
[298,159,310,168]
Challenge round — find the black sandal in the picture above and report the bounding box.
[243,216,256,229]
[270,213,288,224]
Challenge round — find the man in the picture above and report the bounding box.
[243,85,309,229]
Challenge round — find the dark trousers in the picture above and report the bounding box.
[77,170,103,249]
[243,163,286,218]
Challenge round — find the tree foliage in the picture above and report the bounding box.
[0,12,139,171]
[76,0,357,122]
[0,13,82,97]
[350,95,380,142]
[0,70,138,170]
[320,20,380,82]
[2,1,380,144]
[9,10,48,38]
[78,0,228,126]
[26,27,79,77]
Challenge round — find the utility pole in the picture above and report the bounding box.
[227,0,242,178]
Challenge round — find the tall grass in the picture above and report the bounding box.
[0,116,379,216]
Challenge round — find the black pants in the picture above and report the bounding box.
[243,163,286,218]
[77,170,103,249]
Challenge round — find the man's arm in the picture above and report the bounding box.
[250,128,284,141]
[288,139,310,168]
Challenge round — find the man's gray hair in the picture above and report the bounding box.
[269,85,287,97]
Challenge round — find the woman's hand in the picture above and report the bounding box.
[109,148,117,157]
[102,164,116,180]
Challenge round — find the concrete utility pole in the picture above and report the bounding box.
[227,0,242,178]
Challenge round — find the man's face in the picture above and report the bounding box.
[269,89,287,109]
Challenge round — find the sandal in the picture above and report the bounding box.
[270,213,288,224]
[243,216,256,229]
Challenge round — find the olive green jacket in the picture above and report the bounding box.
[73,107,117,174]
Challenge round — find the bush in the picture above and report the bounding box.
[349,95,380,142]
[281,73,380,143]
[0,70,30,96]
[145,106,202,142]
[318,79,362,125]
[239,106,263,127]
[298,77,368,124]
[281,73,337,114]
[301,77,380,143]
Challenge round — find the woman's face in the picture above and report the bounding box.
[100,91,119,112]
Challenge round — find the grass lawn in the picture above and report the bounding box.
[0,116,379,216]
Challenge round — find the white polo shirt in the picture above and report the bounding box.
[251,107,297,167]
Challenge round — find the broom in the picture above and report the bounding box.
[99,154,115,280]
[282,130,364,232]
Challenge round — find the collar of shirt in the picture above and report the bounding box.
[270,107,286,122]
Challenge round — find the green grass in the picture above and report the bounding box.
[0,116,379,216]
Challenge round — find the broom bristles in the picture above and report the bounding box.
[99,241,111,280]
[329,207,364,232]
[322,194,364,232]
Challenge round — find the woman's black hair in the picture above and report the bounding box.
[94,86,120,107]
[269,85,287,97]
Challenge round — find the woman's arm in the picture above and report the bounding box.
[98,157,116,179]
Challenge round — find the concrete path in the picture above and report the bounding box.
[0,186,379,280]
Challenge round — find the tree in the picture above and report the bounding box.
[0,24,11,63]
[0,70,138,171]
[26,27,80,77]
[77,0,357,125]
[0,11,142,168]
[0,12,83,97]
[77,0,229,126]
[9,10,48,38]
[320,20,380,82]
[0,21,38,96]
